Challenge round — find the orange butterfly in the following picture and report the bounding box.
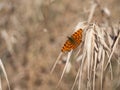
[61,29,83,52]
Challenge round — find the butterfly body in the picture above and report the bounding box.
[61,29,83,52]
[67,36,76,45]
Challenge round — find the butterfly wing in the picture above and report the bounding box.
[61,39,75,52]
[71,29,83,48]
[61,29,83,53]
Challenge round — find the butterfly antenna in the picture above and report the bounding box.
[50,52,63,74]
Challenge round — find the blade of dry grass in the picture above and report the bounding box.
[0,59,10,90]
[0,77,2,90]
[84,27,95,90]
[57,50,73,87]
[88,2,97,23]
[101,49,105,90]
[50,52,63,74]
[65,62,72,73]
[75,47,82,58]
[76,54,83,62]
[110,62,113,80]
[1,30,14,54]
[78,50,86,90]
[98,45,103,62]
[93,51,97,90]
[104,32,120,70]
[71,66,81,90]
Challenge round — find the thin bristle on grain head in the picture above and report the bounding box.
[57,50,73,87]
[0,59,10,90]
[50,52,63,74]
[71,66,81,90]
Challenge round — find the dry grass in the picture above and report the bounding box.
[51,21,120,90]
[0,0,119,90]
[51,0,120,90]
[0,59,10,90]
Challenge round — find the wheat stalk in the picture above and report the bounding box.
[51,22,119,90]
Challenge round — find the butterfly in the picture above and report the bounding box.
[61,29,83,53]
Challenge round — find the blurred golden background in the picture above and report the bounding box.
[0,0,119,90]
